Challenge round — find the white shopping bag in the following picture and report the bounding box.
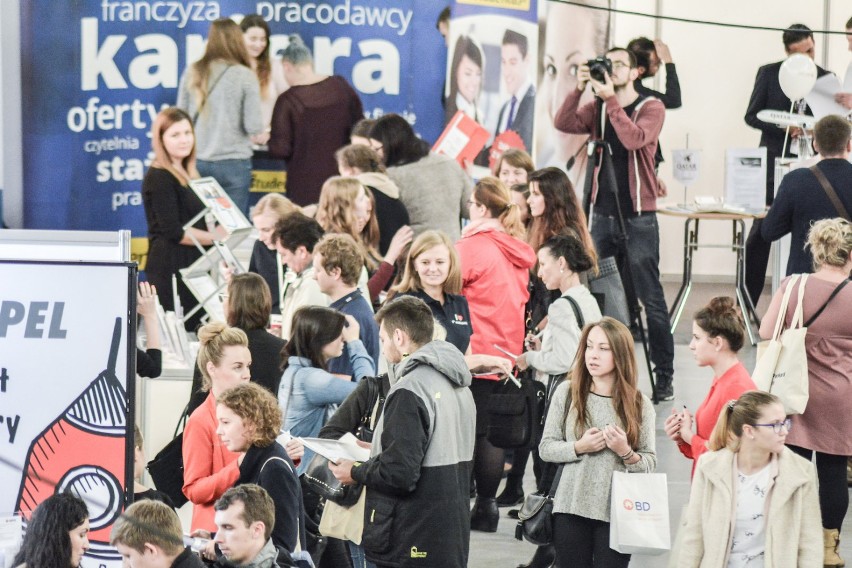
[610,472,670,555]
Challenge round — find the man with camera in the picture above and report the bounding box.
[554,47,674,401]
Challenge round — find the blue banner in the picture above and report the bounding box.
[21,1,447,234]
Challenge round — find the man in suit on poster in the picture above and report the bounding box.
[495,29,536,152]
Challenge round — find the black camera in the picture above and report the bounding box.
[587,57,613,82]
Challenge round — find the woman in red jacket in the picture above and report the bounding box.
[181,322,251,532]
[663,296,756,476]
[456,177,536,532]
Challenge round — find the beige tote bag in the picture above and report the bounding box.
[752,274,809,414]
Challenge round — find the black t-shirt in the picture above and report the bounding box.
[402,290,473,354]
[595,96,644,219]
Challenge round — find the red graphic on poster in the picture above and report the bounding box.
[488,130,526,171]
[15,317,127,562]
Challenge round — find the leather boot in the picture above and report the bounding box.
[470,497,499,532]
[824,528,845,567]
[496,477,525,507]
[516,544,555,568]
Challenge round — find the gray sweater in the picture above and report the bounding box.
[177,61,263,161]
[539,381,656,521]
[525,286,602,375]
[386,152,473,241]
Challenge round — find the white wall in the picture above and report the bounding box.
[1,1,22,228]
[612,0,849,278]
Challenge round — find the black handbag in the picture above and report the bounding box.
[515,465,564,546]
[486,375,544,449]
[146,404,190,507]
[301,453,363,507]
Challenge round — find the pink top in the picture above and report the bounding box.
[678,361,756,477]
[182,393,240,531]
[762,276,852,455]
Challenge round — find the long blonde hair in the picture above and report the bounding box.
[316,176,379,270]
[150,107,199,186]
[251,193,300,221]
[567,318,643,448]
[474,177,525,239]
[392,230,462,296]
[709,391,778,451]
[189,19,252,115]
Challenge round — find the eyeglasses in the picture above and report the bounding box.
[752,418,792,434]
[218,293,229,302]
[468,199,481,207]
[611,61,630,71]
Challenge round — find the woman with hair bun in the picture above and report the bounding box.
[664,296,755,477]
[182,322,251,532]
[671,391,821,567]
[269,34,364,206]
[13,493,89,568]
[456,177,536,532]
[760,217,852,566]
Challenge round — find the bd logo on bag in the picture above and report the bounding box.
[623,499,651,511]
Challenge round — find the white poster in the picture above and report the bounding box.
[0,261,133,568]
[671,149,701,186]
[725,147,767,210]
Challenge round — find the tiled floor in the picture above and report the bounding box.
[468,281,852,567]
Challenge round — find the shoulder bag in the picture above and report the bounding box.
[515,465,564,546]
[753,275,849,414]
[146,404,190,507]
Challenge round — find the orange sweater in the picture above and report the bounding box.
[182,393,240,531]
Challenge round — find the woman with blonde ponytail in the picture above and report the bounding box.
[181,322,251,532]
[456,176,537,532]
[671,391,821,567]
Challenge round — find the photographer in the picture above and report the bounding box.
[553,47,675,401]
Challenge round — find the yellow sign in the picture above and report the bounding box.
[410,547,428,559]
[250,170,286,193]
[456,0,530,9]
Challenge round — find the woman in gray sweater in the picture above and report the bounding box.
[368,114,472,241]
[540,317,656,568]
[177,18,264,214]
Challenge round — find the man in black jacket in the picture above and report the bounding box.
[743,24,831,304]
[761,115,852,275]
[330,296,476,567]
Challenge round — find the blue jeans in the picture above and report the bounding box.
[348,541,377,568]
[591,212,674,378]
[197,158,252,215]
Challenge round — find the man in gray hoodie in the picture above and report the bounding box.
[330,296,476,567]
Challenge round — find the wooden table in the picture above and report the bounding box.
[658,207,765,345]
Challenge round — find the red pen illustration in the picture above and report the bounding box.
[16,317,128,562]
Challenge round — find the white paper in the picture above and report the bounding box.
[725,148,767,210]
[299,434,371,464]
[805,74,848,119]
[671,149,701,186]
[0,516,22,568]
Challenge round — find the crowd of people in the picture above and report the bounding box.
[17,11,852,568]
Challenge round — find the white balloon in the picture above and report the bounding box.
[778,53,817,101]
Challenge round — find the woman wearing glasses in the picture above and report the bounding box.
[671,391,821,567]
[759,218,852,567]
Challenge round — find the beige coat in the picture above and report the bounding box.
[669,447,822,567]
